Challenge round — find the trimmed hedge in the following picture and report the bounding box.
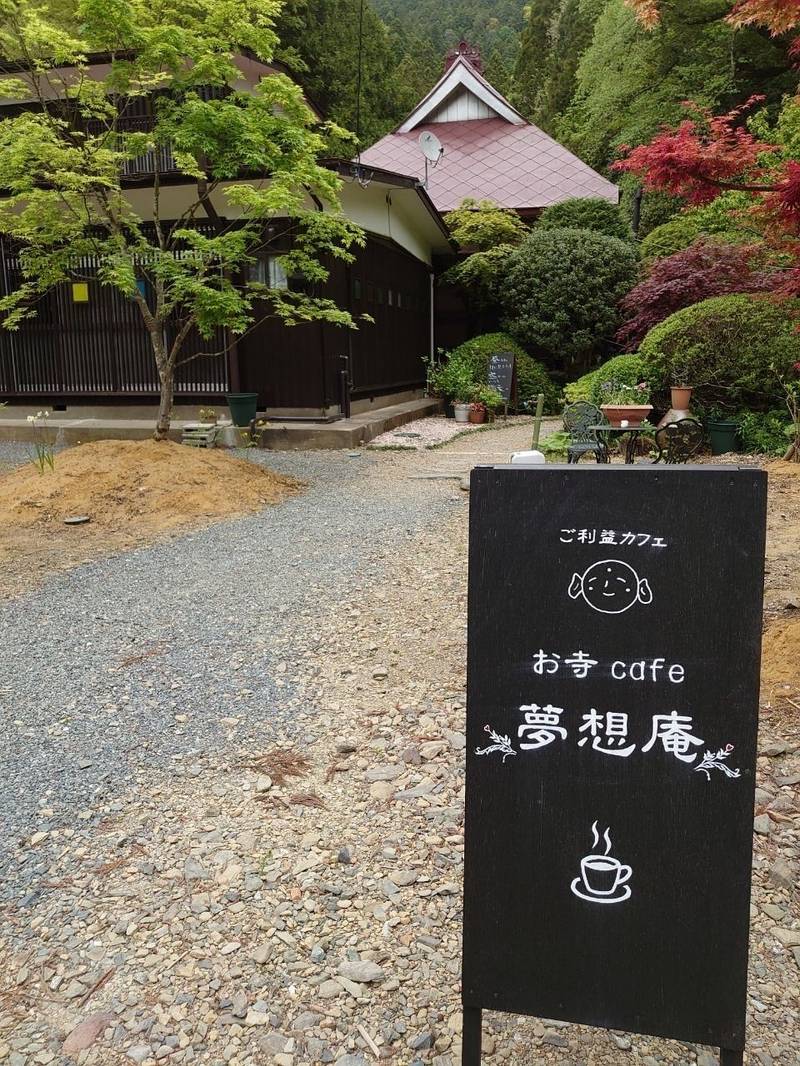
[436,332,560,413]
[537,198,633,241]
[501,228,640,365]
[563,354,645,406]
[639,294,800,411]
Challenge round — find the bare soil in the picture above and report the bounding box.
[0,439,301,598]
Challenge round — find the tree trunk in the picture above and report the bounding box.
[155,364,175,441]
[784,440,798,462]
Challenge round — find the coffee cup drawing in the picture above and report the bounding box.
[571,822,632,904]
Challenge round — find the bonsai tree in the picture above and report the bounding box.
[0,0,364,439]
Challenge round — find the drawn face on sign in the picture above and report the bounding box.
[568,559,652,615]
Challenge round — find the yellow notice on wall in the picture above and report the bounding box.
[72,282,89,303]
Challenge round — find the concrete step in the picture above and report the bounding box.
[0,398,443,451]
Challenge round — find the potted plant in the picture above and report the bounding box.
[468,385,503,424]
[452,370,476,423]
[469,400,487,424]
[670,366,693,412]
[599,380,653,428]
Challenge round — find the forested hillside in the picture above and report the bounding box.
[276,0,798,178]
[372,0,524,87]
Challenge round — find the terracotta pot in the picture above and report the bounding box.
[670,386,693,410]
[599,404,653,429]
[468,407,486,424]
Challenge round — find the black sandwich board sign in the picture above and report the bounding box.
[487,352,515,406]
[463,464,767,1066]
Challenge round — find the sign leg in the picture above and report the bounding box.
[720,1050,743,1066]
[462,1006,482,1065]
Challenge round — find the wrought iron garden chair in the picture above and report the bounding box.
[652,418,705,464]
[563,402,610,464]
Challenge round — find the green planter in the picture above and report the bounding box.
[708,420,739,456]
[226,392,258,427]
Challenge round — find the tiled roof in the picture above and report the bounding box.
[360,118,619,213]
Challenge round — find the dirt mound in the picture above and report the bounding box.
[761,616,800,687]
[765,458,800,478]
[0,439,300,533]
[0,440,303,597]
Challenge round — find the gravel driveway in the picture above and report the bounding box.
[0,423,797,1066]
[0,444,476,878]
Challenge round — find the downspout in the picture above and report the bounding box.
[430,271,435,363]
[305,187,334,417]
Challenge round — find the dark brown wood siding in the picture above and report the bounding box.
[347,238,431,397]
[0,232,432,409]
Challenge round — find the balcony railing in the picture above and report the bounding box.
[85,115,179,179]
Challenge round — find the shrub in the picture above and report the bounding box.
[640,193,759,261]
[735,410,793,456]
[433,332,560,412]
[564,354,645,406]
[537,198,633,241]
[639,294,800,412]
[500,228,640,370]
[616,241,773,351]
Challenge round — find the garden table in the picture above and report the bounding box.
[590,424,647,465]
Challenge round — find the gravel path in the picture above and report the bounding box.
[2,422,795,1066]
[0,445,471,871]
[1,420,545,868]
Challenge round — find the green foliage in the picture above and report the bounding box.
[618,174,684,237]
[639,295,800,411]
[735,410,793,457]
[564,353,645,404]
[595,378,651,404]
[470,384,505,410]
[554,0,796,172]
[444,199,528,250]
[640,193,760,260]
[431,333,560,412]
[530,0,604,133]
[371,0,525,72]
[275,0,401,144]
[540,429,572,459]
[500,227,640,371]
[0,0,363,436]
[538,197,633,241]
[511,0,561,117]
[442,199,528,309]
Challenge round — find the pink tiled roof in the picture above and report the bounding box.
[360,118,619,214]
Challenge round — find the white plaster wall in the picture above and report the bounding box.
[122,178,444,265]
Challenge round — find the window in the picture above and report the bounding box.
[387,289,393,307]
[269,257,288,290]
[353,278,362,301]
[246,256,288,289]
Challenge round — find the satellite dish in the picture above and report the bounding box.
[418,130,444,162]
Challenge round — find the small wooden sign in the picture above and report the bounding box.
[463,465,767,1064]
[487,353,515,404]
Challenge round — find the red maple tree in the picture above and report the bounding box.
[615,241,774,351]
[625,0,800,36]
[618,1,800,278]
